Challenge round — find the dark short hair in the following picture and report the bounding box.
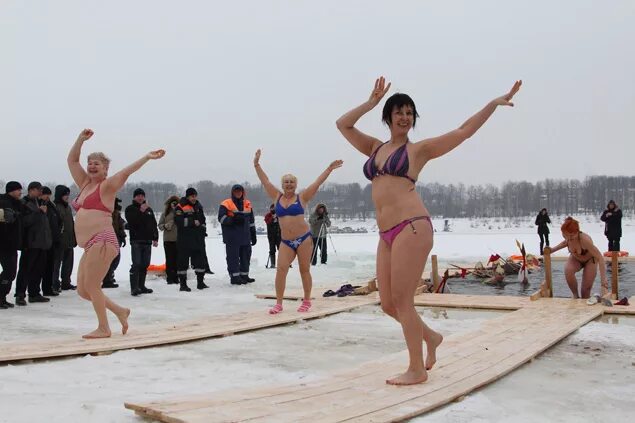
[382,93,420,128]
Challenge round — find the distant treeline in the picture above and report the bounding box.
[2,175,632,219]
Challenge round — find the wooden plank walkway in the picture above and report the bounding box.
[0,295,379,364]
[125,301,603,423]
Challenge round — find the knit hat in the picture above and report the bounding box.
[5,181,22,194]
[231,184,244,192]
[41,186,52,195]
[133,188,146,197]
[27,181,42,191]
[186,187,198,197]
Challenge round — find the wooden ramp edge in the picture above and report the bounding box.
[0,295,379,364]
[125,302,602,423]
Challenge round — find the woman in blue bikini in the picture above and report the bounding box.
[253,149,342,314]
[337,77,522,385]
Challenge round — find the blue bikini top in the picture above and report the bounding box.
[275,195,304,217]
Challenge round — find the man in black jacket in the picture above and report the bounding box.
[125,188,158,296]
[601,200,623,252]
[174,188,209,291]
[40,186,63,297]
[0,181,25,309]
[14,181,52,305]
[52,185,77,292]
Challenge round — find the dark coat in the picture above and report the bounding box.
[54,185,77,249]
[264,211,281,242]
[112,209,127,245]
[21,196,52,250]
[174,198,206,250]
[218,195,255,246]
[535,213,551,235]
[601,208,622,239]
[125,201,158,243]
[0,194,25,250]
[44,199,63,246]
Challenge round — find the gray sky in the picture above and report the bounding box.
[2,0,634,188]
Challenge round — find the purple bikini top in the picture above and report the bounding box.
[363,142,416,184]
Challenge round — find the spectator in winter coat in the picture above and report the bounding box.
[15,181,52,305]
[601,200,623,252]
[264,203,281,268]
[0,181,25,309]
[158,195,179,285]
[535,208,551,255]
[40,186,63,297]
[103,198,127,288]
[218,184,257,285]
[125,188,158,296]
[309,203,331,265]
[175,188,208,291]
[53,185,77,291]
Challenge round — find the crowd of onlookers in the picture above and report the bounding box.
[0,181,334,310]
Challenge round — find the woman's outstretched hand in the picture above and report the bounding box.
[77,128,94,143]
[368,76,391,107]
[147,149,166,160]
[254,149,262,166]
[493,80,522,107]
[328,160,344,171]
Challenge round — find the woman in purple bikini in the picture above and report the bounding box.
[336,77,522,385]
[254,149,342,315]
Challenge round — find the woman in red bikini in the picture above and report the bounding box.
[68,129,165,339]
[550,217,609,299]
[337,77,522,385]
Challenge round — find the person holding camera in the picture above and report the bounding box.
[309,203,331,265]
[264,203,281,268]
[125,188,159,296]
[0,181,25,309]
[218,184,256,285]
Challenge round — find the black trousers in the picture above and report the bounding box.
[52,246,74,290]
[104,253,121,283]
[538,233,550,255]
[311,237,328,265]
[164,241,178,282]
[130,242,152,290]
[41,248,55,294]
[0,248,18,296]
[177,246,205,279]
[608,237,621,252]
[225,243,251,276]
[15,248,47,297]
[267,233,280,256]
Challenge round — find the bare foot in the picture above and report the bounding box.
[425,331,443,370]
[82,328,112,339]
[116,308,130,335]
[386,369,428,386]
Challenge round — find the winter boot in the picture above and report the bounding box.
[15,295,27,306]
[138,270,153,294]
[196,273,209,290]
[230,275,245,285]
[0,295,14,309]
[130,270,142,296]
[241,274,255,283]
[179,275,192,292]
[269,254,276,269]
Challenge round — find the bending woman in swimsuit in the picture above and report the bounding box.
[253,149,342,314]
[337,77,522,385]
[549,217,609,299]
[68,129,165,339]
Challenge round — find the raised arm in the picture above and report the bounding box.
[300,160,343,204]
[415,81,522,162]
[103,149,166,194]
[336,77,390,157]
[67,129,94,188]
[253,149,282,201]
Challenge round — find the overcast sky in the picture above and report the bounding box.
[2,0,633,189]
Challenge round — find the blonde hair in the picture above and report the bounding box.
[87,152,111,169]
[280,174,297,185]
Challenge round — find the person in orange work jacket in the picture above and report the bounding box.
[218,184,256,285]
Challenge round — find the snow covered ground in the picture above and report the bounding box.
[0,215,633,422]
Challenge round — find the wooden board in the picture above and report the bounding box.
[413,293,530,310]
[0,295,379,364]
[125,302,602,423]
